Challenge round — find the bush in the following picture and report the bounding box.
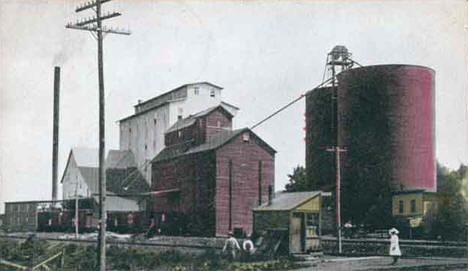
[0,239,300,270]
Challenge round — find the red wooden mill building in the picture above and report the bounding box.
[150,105,276,236]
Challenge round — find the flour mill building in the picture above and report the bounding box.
[151,106,276,236]
[118,82,239,183]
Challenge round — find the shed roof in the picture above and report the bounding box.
[152,141,195,163]
[392,189,436,195]
[254,191,321,211]
[93,193,140,211]
[106,167,150,196]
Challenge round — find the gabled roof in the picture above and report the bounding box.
[119,100,171,123]
[72,147,99,168]
[191,104,233,118]
[165,118,197,134]
[254,191,321,211]
[106,150,136,169]
[165,105,234,134]
[79,167,99,192]
[134,82,223,109]
[153,128,276,163]
[61,148,148,195]
[120,82,226,123]
[60,148,99,184]
[185,129,245,155]
[221,101,240,111]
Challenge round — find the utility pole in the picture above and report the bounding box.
[323,46,353,255]
[66,1,130,270]
[327,146,346,254]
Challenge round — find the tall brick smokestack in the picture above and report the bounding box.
[52,66,60,201]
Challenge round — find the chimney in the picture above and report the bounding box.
[52,66,60,201]
[268,185,273,206]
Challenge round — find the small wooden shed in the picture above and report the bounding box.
[253,191,322,254]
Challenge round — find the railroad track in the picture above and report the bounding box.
[0,234,222,250]
[321,236,467,247]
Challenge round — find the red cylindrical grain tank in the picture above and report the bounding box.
[337,65,435,192]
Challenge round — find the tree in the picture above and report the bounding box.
[284,165,308,192]
[422,163,467,240]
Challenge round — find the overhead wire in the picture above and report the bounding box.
[90,57,360,197]
[250,76,334,130]
[249,56,361,131]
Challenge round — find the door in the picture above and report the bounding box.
[290,212,305,253]
[305,213,321,251]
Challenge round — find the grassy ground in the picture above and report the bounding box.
[0,238,300,270]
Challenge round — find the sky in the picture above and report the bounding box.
[0,0,467,212]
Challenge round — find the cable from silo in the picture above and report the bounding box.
[250,76,334,130]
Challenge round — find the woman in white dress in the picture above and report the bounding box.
[389,228,401,264]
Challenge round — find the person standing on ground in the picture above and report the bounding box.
[388,228,401,265]
[242,235,255,261]
[223,232,241,260]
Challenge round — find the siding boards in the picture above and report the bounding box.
[152,152,216,236]
[215,134,275,236]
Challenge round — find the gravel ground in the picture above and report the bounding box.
[294,256,468,271]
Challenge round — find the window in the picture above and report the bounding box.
[242,132,250,142]
[306,213,320,237]
[194,87,199,95]
[217,120,221,128]
[178,131,182,138]
[177,108,183,120]
[307,213,319,226]
[410,199,416,213]
[129,127,132,133]
[398,200,404,213]
[154,118,157,125]
[210,89,215,97]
